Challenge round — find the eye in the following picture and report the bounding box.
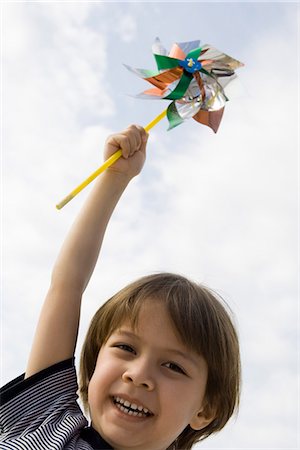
[114,344,136,354]
[164,362,186,375]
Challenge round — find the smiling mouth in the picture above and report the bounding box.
[112,396,153,418]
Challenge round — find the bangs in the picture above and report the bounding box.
[100,273,215,358]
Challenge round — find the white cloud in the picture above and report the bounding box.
[117,14,137,43]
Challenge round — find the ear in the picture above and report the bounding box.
[189,405,216,431]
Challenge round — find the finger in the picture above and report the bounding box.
[132,126,148,155]
[134,125,148,149]
[138,130,149,157]
[118,135,131,158]
[107,125,148,160]
[133,126,148,154]
[133,125,148,144]
[126,125,142,155]
[106,134,131,159]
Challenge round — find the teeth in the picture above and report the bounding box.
[113,396,152,416]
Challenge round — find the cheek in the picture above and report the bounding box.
[88,356,122,402]
[160,382,206,424]
[87,371,102,412]
[87,366,114,419]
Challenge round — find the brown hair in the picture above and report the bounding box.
[79,273,241,449]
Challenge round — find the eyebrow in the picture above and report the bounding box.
[113,329,200,368]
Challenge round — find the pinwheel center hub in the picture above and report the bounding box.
[180,57,202,73]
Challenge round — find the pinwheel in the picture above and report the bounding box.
[125,38,244,132]
[56,39,243,209]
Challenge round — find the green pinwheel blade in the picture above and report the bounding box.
[154,54,181,70]
[164,71,193,100]
[167,102,184,130]
[186,47,202,61]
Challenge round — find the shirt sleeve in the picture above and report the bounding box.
[0,359,89,450]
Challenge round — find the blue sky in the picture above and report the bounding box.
[1,2,299,449]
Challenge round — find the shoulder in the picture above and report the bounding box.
[1,358,75,406]
[0,358,90,449]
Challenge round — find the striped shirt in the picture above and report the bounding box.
[0,359,112,450]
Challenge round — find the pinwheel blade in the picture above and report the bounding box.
[173,40,201,56]
[193,108,225,133]
[152,37,168,56]
[199,44,244,72]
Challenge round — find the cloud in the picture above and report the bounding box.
[116,14,137,43]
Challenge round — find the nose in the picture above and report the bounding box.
[122,358,155,391]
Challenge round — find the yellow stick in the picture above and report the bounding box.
[56,109,167,210]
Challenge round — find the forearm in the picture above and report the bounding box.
[51,171,130,294]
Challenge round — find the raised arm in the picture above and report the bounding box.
[25,125,148,378]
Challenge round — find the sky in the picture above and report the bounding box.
[1,1,299,449]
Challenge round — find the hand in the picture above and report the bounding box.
[104,125,148,179]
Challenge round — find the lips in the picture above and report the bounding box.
[112,395,154,417]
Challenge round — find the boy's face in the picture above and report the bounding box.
[88,300,211,450]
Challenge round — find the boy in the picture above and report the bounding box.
[0,125,240,449]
